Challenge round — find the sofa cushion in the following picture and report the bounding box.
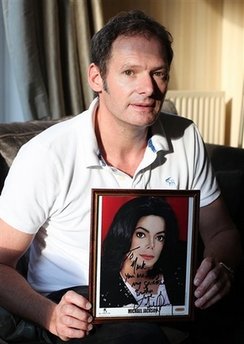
[0,119,66,191]
[0,120,62,167]
[206,143,244,171]
[215,170,244,227]
[206,143,244,251]
[162,99,178,114]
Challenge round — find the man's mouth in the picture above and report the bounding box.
[132,102,155,108]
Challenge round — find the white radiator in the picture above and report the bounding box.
[166,90,226,145]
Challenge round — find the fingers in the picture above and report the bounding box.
[194,257,232,309]
[50,290,93,341]
[62,290,92,311]
[58,305,93,340]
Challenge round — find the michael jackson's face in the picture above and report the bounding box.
[129,215,166,270]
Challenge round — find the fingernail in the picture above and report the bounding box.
[195,299,201,307]
[194,290,200,297]
[194,278,199,286]
[88,316,93,323]
[86,302,92,310]
[88,324,93,331]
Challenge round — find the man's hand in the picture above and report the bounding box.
[49,290,93,341]
[193,257,233,309]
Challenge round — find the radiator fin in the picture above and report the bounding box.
[166,91,226,145]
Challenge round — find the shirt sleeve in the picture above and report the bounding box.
[0,140,61,233]
[191,123,220,207]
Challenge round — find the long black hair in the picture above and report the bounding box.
[101,196,179,277]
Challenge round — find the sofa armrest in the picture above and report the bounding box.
[206,143,244,249]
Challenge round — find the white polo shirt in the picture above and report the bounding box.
[0,98,220,294]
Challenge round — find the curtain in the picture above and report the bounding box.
[1,0,103,120]
[0,6,26,122]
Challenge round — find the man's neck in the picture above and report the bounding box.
[95,109,149,177]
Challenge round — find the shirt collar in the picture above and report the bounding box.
[147,113,171,153]
[82,97,102,168]
[84,102,170,167]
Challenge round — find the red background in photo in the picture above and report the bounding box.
[101,195,189,242]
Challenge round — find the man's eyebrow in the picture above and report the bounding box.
[120,64,169,71]
[152,66,169,72]
[120,63,140,69]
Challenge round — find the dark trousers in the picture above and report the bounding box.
[0,286,170,344]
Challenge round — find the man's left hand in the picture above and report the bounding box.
[193,257,233,309]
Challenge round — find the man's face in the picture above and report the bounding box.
[97,34,169,130]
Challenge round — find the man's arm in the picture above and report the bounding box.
[0,219,93,340]
[193,196,242,309]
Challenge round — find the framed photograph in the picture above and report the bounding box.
[89,189,200,323]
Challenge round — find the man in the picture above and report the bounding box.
[0,10,241,344]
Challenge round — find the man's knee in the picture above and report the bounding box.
[0,307,18,339]
[0,307,52,343]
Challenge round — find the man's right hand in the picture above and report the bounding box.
[49,290,93,341]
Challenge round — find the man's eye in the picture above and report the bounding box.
[124,70,134,76]
[153,71,169,81]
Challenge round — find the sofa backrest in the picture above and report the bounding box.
[206,143,244,245]
[0,119,243,244]
[0,119,64,190]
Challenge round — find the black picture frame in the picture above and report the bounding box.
[89,189,200,323]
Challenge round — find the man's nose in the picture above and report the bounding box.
[137,74,154,96]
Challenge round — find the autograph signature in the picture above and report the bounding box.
[135,291,170,315]
[123,247,170,314]
[125,246,146,274]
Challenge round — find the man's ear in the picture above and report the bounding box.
[88,63,103,93]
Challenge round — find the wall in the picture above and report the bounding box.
[221,0,244,147]
[101,0,244,147]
